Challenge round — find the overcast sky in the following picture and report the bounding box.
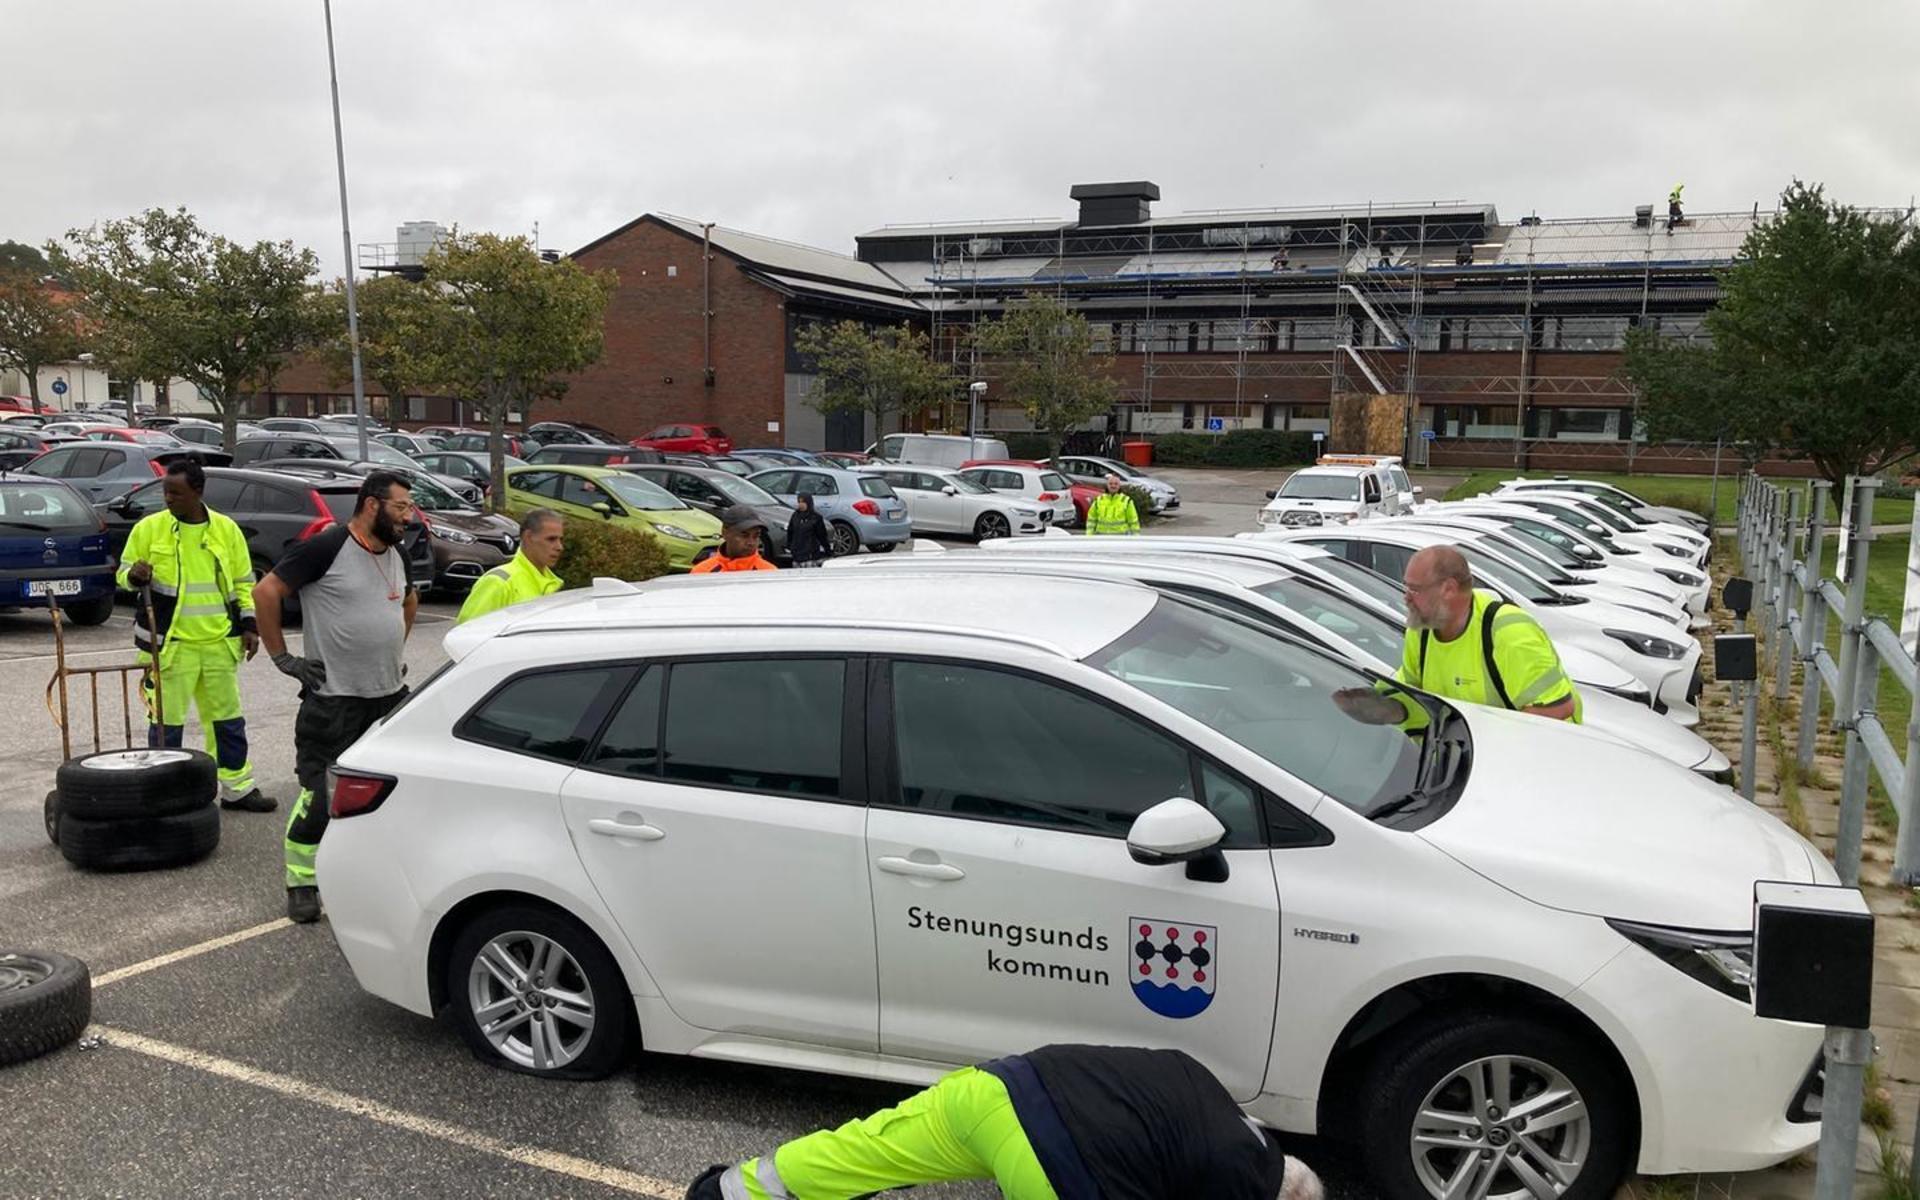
[6,1,1916,276]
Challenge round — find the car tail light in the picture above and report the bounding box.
[1038,492,1059,502]
[148,460,167,476]
[852,498,879,516]
[328,768,396,818]
[296,490,336,540]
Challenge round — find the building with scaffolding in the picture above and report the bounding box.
[854,181,1751,470]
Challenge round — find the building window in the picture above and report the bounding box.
[1292,320,1337,351]
[1552,317,1628,351]
[1541,408,1621,440]
[1463,317,1525,351]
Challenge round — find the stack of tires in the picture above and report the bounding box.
[44,749,221,870]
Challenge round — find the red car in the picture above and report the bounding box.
[631,423,732,455]
[87,427,188,447]
[960,457,1098,524]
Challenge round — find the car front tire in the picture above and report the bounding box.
[974,512,1012,540]
[1361,1012,1631,1200]
[445,905,631,1080]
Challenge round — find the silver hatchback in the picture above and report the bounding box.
[747,465,911,555]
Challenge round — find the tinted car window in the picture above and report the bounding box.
[202,476,250,510]
[858,477,896,499]
[587,667,662,777]
[116,479,167,519]
[459,667,629,763]
[66,448,113,477]
[889,661,1236,841]
[511,471,562,499]
[792,472,837,496]
[662,659,843,798]
[753,471,794,494]
[1040,472,1070,491]
[24,446,79,477]
[251,481,311,514]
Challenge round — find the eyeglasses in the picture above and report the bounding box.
[1403,578,1451,595]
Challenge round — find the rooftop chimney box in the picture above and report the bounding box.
[1070,181,1160,227]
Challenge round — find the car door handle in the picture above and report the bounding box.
[587,817,665,842]
[876,856,965,881]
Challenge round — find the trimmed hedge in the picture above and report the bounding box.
[1150,429,1316,468]
[553,516,673,589]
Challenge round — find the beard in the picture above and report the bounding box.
[371,508,406,547]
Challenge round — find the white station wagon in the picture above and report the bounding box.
[319,572,1830,1200]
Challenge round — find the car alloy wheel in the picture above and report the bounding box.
[1408,1054,1591,1200]
[466,930,597,1073]
[829,521,859,557]
[975,512,1011,540]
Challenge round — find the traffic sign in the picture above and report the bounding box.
[1419,428,1436,441]
[50,379,67,396]
[1205,417,1224,432]
[1311,431,1325,442]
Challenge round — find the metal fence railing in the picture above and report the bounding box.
[1738,473,1920,887]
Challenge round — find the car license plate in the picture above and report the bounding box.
[27,579,82,597]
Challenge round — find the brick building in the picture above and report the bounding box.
[258,183,1760,468]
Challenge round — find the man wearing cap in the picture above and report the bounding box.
[690,505,779,573]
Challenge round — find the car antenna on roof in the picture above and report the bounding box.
[592,577,642,597]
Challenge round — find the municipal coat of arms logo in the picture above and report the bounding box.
[1129,918,1216,1019]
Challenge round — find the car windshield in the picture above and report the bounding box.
[0,482,96,533]
[1555,497,1634,533]
[126,429,182,445]
[1460,541,1558,602]
[1490,520,1588,569]
[599,472,684,510]
[859,477,898,499]
[1085,596,1424,813]
[708,474,782,506]
[1280,473,1361,502]
[337,439,416,467]
[396,471,465,512]
[1464,530,1579,585]
[708,459,752,477]
[1297,554,1407,610]
[1252,577,1406,666]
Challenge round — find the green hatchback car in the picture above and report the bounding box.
[503,464,722,570]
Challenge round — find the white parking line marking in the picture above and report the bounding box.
[93,1026,681,1198]
[92,918,294,988]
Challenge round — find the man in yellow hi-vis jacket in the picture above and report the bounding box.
[120,459,275,812]
[1084,474,1141,535]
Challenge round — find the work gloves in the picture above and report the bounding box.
[272,653,327,693]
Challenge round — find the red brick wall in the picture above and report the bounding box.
[551,218,790,447]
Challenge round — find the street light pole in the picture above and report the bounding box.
[968,380,987,459]
[323,0,370,463]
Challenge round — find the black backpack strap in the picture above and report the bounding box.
[1418,628,1430,678]
[1480,599,1516,709]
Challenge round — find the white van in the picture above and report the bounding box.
[1256,457,1416,529]
[869,432,1011,469]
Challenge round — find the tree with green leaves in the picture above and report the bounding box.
[313,274,443,423]
[411,232,616,509]
[51,208,319,447]
[794,319,949,440]
[1624,181,1920,499]
[0,269,84,409]
[971,292,1123,459]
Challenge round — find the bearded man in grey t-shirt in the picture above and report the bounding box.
[254,471,419,924]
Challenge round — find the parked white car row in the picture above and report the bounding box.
[320,549,1826,1200]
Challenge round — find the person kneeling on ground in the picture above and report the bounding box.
[687,1042,1323,1200]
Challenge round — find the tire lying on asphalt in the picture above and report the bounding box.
[55,748,217,821]
[0,949,91,1067]
[57,804,220,872]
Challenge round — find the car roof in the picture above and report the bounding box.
[1289,464,1374,478]
[448,571,1159,662]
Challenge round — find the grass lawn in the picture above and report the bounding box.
[1809,529,1916,736]
[1442,468,1915,530]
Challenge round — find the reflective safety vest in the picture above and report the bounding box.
[117,507,255,653]
[456,549,563,624]
[1084,492,1140,535]
[1397,589,1581,722]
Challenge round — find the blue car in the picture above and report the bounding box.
[746,464,912,555]
[0,473,117,625]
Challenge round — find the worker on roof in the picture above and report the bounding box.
[1669,184,1685,229]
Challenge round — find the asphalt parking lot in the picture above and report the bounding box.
[1,466,1385,1198]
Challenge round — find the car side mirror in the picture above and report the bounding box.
[1412,486,1425,497]
[942,485,958,495]
[107,494,135,515]
[1264,489,1278,500]
[1126,798,1226,866]
[592,502,614,519]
